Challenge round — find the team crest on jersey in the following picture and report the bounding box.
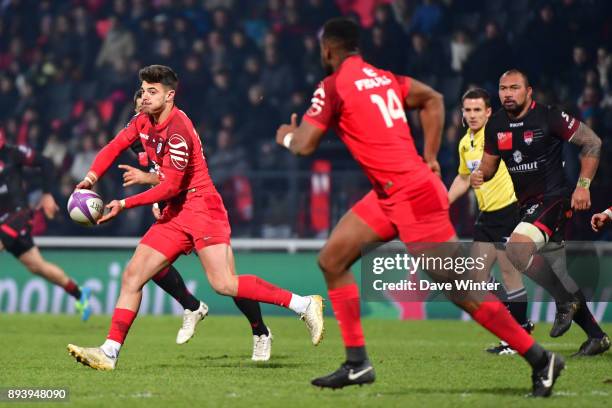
[497,132,512,150]
[156,142,163,154]
[513,150,523,163]
[523,130,534,145]
[168,134,189,170]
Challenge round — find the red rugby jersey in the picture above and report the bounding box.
[90,106,215,208]
[302,55,430,195]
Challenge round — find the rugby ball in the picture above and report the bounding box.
[67,189,104,226]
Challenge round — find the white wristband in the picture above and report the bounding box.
[283,132,294,149]
[604,209,612,219]
[153,203,160,210]
[84,176,94,186]
[119,199,126,209]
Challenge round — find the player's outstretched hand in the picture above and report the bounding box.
[591,213,610,232]
[119,164,157,187]
[470,170,484,188]
[275,113,298,147]
[97,200,124,224]
[38,193,59,219]
[571,187,591,211]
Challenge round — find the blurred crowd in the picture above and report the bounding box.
[0,0,610,240]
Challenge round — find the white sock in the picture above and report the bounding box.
[100,339,121,359]
[288,295,311,314]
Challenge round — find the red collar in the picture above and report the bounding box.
[152,106,178,131]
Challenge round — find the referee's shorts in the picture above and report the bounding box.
[473,202,520,249]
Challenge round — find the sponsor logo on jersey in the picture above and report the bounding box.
[466,159,481,172]
[523,130,534,145]
[513,150,523,163]
[139,132,150,141]
[497,132,513,150]
[507,161,538,173]
[168,134,189,170]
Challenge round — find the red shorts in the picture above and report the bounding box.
[140,191,231,262]
[351,190,397,240]
[352,173,455,243]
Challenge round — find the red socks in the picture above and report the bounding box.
[237,275,293,307]
[329,284,365,347]
[107,308,137,344]
[471,300,534,355]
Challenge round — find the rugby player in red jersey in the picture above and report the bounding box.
[120,89,274,360]
[276,18,563,397]
[67,65,324,371]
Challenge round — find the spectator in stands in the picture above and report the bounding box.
[404,32,444,82]
[260,46,295,107]
[463,21,511,89]
[69,134,96,183]
[95,16,135,69]
[449,29,472,74]
[408,0,444,36]
[204,67,241,128]
[238,84,279,152]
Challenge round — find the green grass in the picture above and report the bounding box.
[0,315,610,407]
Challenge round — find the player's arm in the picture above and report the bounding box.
[403,78,445,175]
[591,206,612,232]
[16,146,59,219]
[471,124,501,187]
[97,132,192,224]
[448,175,471,205]
[277,79,337,155]
[568,122,601,210]
[549,107,600,210]
[448,140,471,204]
[471,151,500,188]
[275,113,325,156]
[77,120,139,189]
[118,164,160,187]
[118,164,162,219]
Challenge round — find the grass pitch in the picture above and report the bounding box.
[0,314,610,407]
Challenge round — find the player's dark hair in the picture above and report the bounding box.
[138,65,179,90]
[133,88,143,105]
[321,17,360,52]
[461,88,491,108]
[500,69,530,88]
